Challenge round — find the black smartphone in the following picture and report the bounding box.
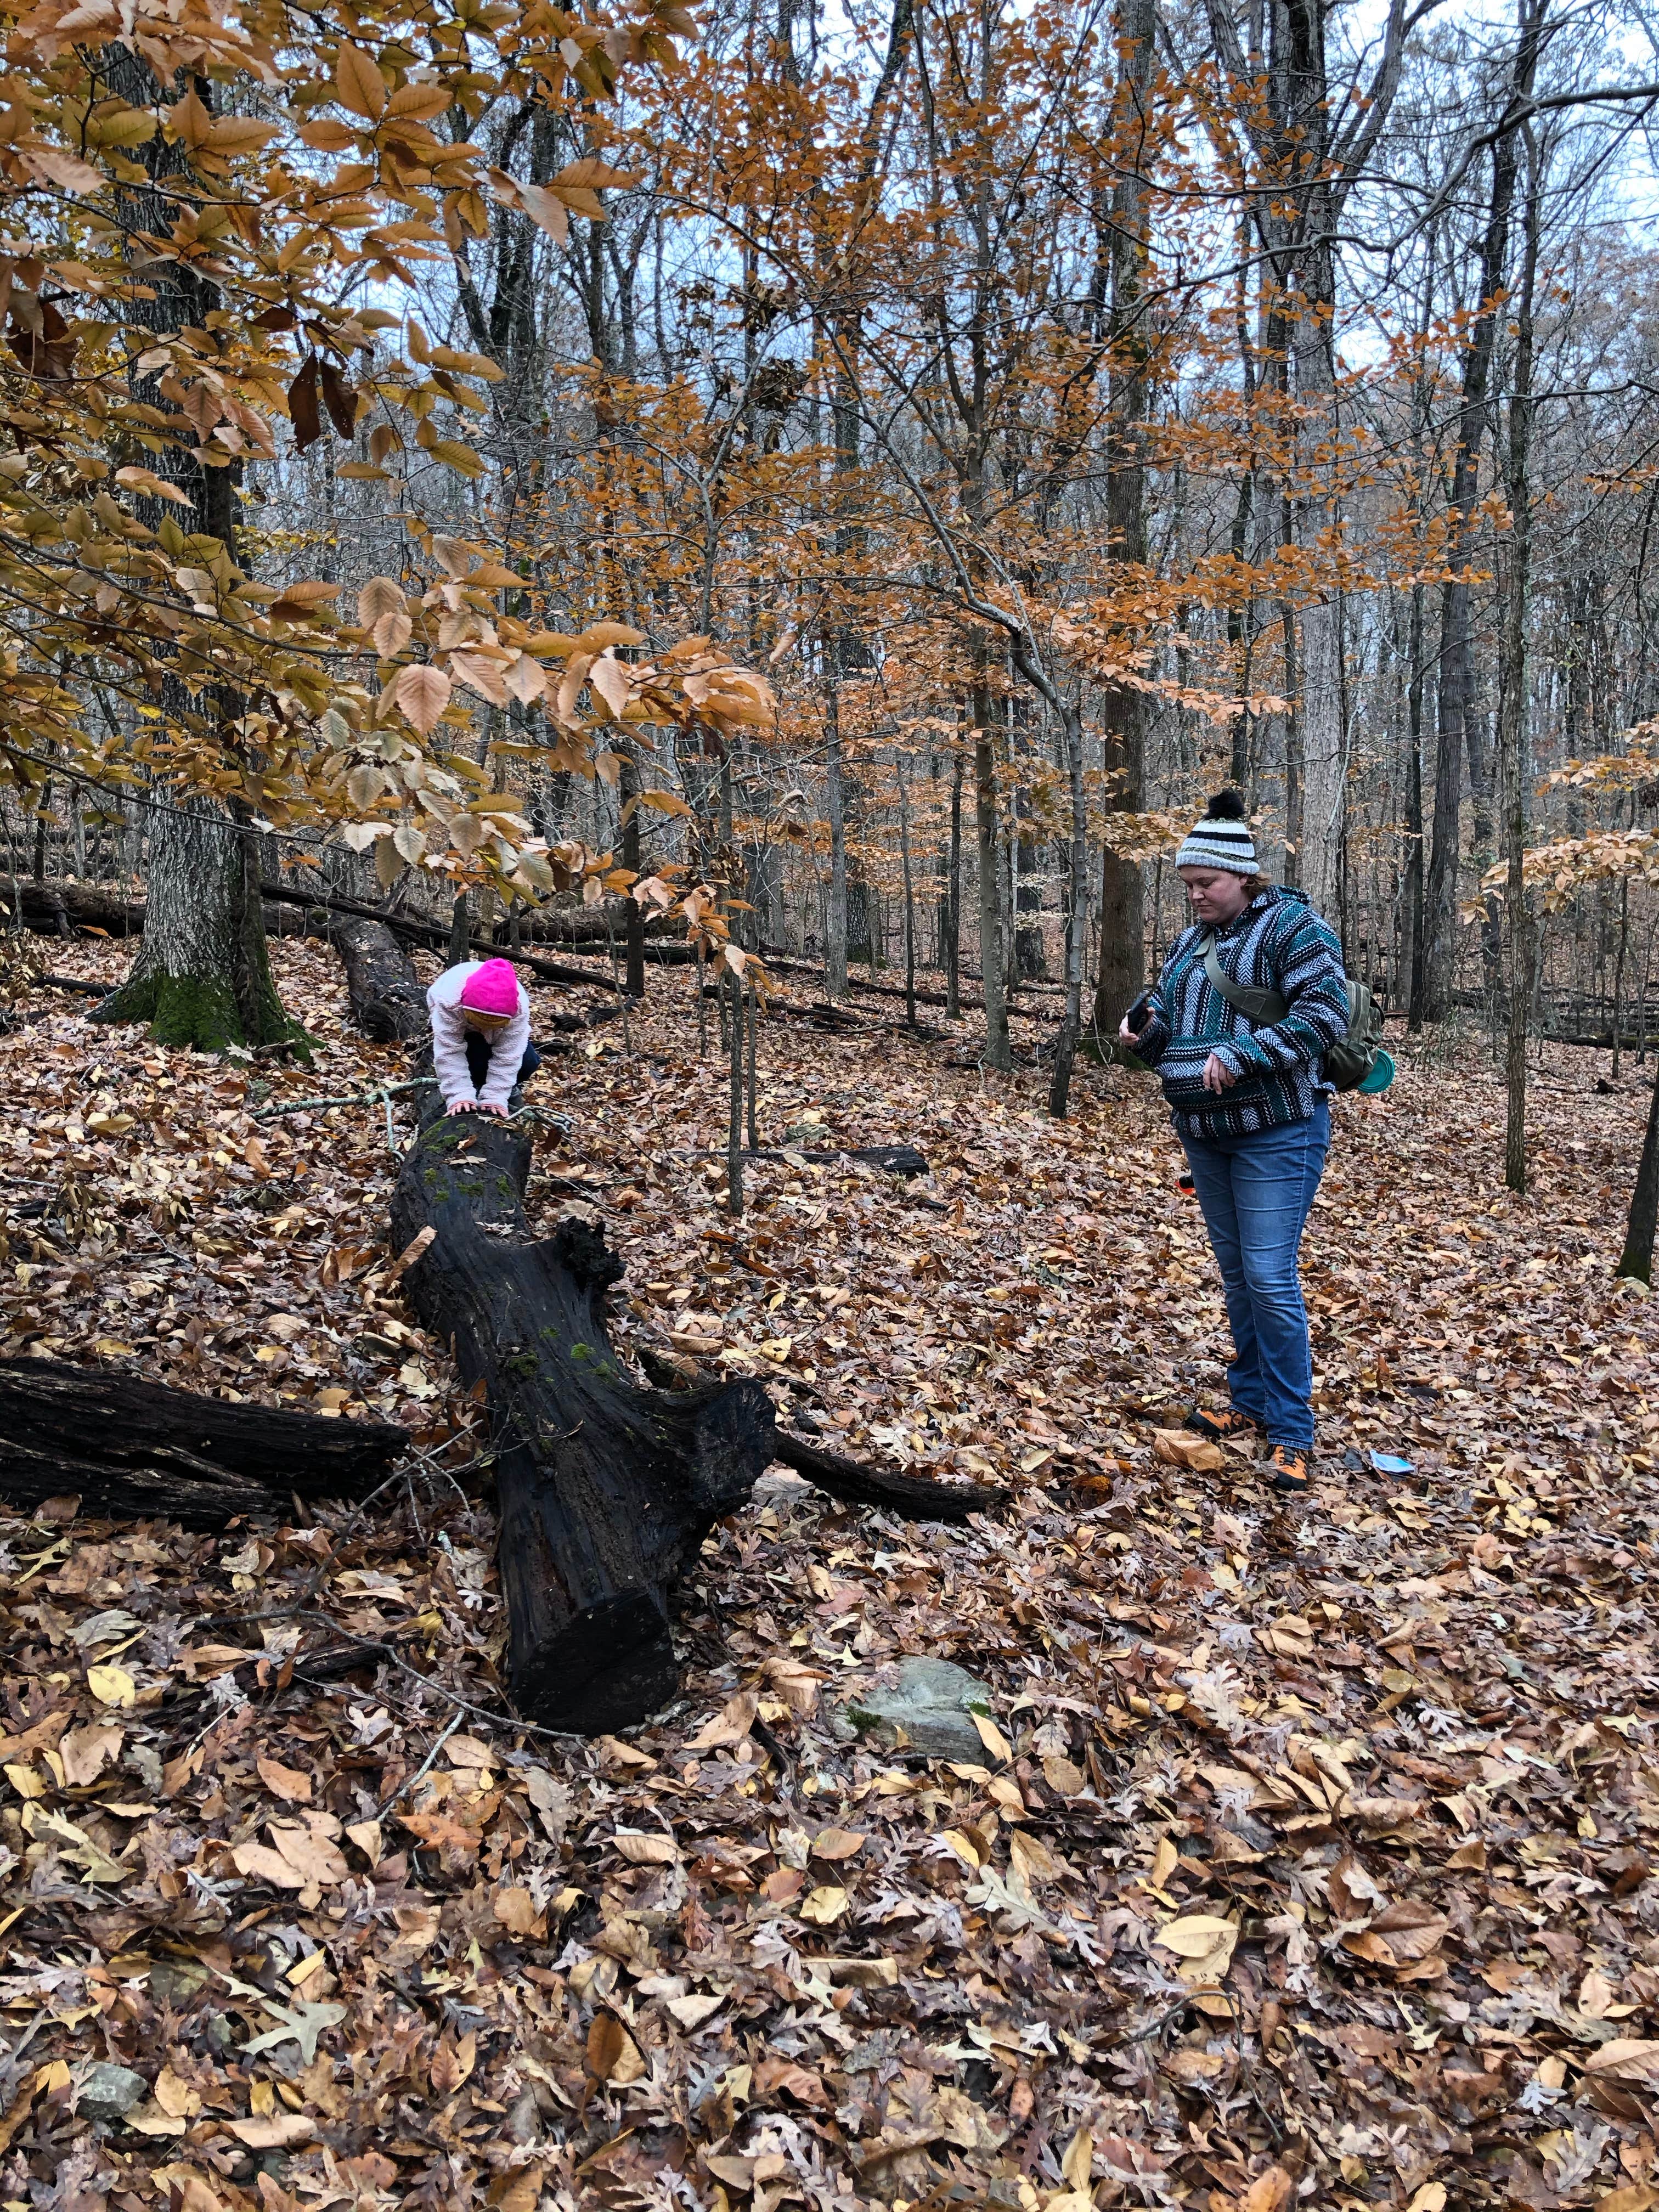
[1126,990,1155,1035]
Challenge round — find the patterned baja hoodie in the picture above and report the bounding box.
[1133,887,1350,1141]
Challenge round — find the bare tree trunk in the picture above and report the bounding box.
[898,751,917,1028]
[92,50,302,1054]
[1048,694,1090,1117]
[974,686,1011,1071]
[1403,578,1427,1029]
[1424,10,1542,1020]
[824,668,849,1002]
[1500,82,1543,1193]
[95,796,297,1050]
[944,746,963,1019]
[620,748,647,998]
[1620,1071,1659,1284]
[1091,0,1152,1040]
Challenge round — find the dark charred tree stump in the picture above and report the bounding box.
[0,1359,406,1527]
[391,1106,775,1731]
[389,1103,1002,1734]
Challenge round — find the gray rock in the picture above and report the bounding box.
[149,1955,209,2006]
[76,2062,148,2123]
[834,1656,995,1762]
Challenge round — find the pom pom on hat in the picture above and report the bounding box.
[459,958,520,1017]
[1175,792,1259,877]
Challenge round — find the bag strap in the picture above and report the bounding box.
[1200,932,1287,1026]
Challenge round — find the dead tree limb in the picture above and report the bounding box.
[0,1360,406,1527]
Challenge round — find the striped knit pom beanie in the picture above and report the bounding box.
[1175,790,1257,876]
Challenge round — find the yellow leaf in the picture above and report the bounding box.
[1061,2126,1093,2190]
[256,1755,313,1805]
[969,1709,1011,1763]
[1403,2188,1447,2212]
[685,1691,758,1752]
[552,156,640,191]
[799,1885,848,1925]
[227,2114,317,2148]
[357,575,405,627]
[1154,1912,1239,1983]
[153,2066,200,2120]
[86,1663,136,1709]
[518,182,568,243]
[613,1831,678,1865]
[809,1828,867,1861]
[388,81,452,120]
[1243,2169,1294,2212]
[430,438,485,477]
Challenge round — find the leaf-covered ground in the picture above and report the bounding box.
[1,939,1657,2212]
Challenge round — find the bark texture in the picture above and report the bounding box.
[323,912,426,1043]
[0,1359,405,1527]
[93,797,303,1053]
[390,1105,776,1729]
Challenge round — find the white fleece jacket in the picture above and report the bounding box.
[427,961,531,1110]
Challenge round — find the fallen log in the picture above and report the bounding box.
[0,1359,407,1527]
[634,1350,998,1518]
[1,880,146,938]
[40,974,110,999]
[388,1098,1001,1733]
[259,880,632,995]
[323,913,426,1043]
[692,1144,932,1177]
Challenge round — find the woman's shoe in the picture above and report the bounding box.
[1187,1407,1261,1443]
[1268,1446,1311,1492]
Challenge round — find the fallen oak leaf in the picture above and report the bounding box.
[240,1999,346,2066]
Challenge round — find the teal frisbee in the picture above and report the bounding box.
[1357,1048,1396,1095]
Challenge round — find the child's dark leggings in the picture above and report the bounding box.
[464,1034,541,1094]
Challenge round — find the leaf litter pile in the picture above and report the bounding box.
[1,941,1658,2212]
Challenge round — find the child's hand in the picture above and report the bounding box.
[446,1098,480,1116]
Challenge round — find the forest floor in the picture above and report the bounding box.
[1,935,1657,2212]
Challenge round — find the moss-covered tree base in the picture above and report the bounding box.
[88,785,311,1061]
[92,965,313,1062]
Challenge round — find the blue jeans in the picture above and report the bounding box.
[1180,1103,1329,1449]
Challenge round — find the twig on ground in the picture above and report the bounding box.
[252,1077,432,1121]
[375,1708,465,1818]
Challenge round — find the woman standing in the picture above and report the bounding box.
[1121,793,1350,1494]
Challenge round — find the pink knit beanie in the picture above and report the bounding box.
[459,958,518,1017]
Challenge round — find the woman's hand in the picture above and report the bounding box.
[1201,1053,1239,1094]
[1118,1014,1141,1046]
